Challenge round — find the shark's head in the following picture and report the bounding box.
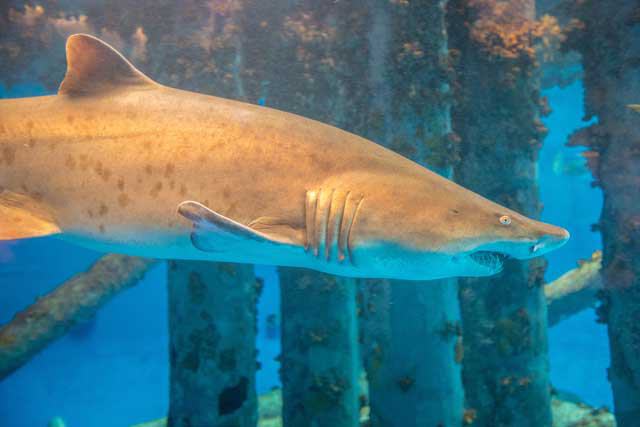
[349,172,570,280]
[444,202,570,278]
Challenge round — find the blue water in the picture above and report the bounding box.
[539,83,609,408]
[0,81,611,426]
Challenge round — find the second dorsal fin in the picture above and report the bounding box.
[58,33,157,96]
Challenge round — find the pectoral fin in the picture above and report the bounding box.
[0,191,60,240]
[177,201,303,253]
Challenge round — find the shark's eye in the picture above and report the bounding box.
[499,215,512,225]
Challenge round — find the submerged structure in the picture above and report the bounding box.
[448,1,553,425]
[0,1,638,427]
[564,1,640,425]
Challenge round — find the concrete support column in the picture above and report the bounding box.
[360,1,464,426]
[167,261,258,427]
[279,270,361,427]
[565,2,640,425]
[362,280,463,427]
[448,1,552,425]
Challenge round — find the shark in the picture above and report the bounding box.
[0,34,569,281]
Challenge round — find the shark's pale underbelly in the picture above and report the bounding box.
[57,228,365,277]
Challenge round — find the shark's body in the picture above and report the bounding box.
[0,34,569,280]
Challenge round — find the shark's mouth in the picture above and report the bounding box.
[469,251,509,273]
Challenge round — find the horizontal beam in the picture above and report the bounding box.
[0,254,157,380]
[545,251,602,326]
[0,250,602,381]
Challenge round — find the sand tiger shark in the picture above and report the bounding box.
[0,34,569,280]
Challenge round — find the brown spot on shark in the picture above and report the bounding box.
[150,182,163,198]
[222,187,231,199]
[94,163,113,180]
[79,154,89,170]
[65,155,77,170]
[98,203,109,216]
[164,163,175,178]
[102,167,112,181]
[1,146,15,165]
[117,177,125,191]
[118,193,131,207]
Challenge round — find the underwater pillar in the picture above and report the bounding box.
[167,261,258,427]
[360,1,464,426]
[236,2,373,426]
[278,269,361,427]
[362,280,464,427]
[565,2,640,425]
[447,1,552,426]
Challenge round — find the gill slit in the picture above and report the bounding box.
[305,190,318,253]
[305,189,363,266]
[333,190,349,263]
[346,195,364,265]
[324,189,335,261]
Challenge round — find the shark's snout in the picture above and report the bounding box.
[462,221,570,276]
[527,225,570,258]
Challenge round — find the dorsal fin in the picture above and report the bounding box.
[58,33,157,96]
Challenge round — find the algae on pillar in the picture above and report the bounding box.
[360,1,464,426]
[168,261,258,427]
[163,100,258,419]
[447,1,552,426]
[564,2,640,425]
[278,270,361,427]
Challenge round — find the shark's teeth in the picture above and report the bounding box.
[469,251,508,273]
[531,243,543,254]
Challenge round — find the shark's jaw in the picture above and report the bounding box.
[460,228,571,277]
[467,250,510,275]
[344,227,571,280]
